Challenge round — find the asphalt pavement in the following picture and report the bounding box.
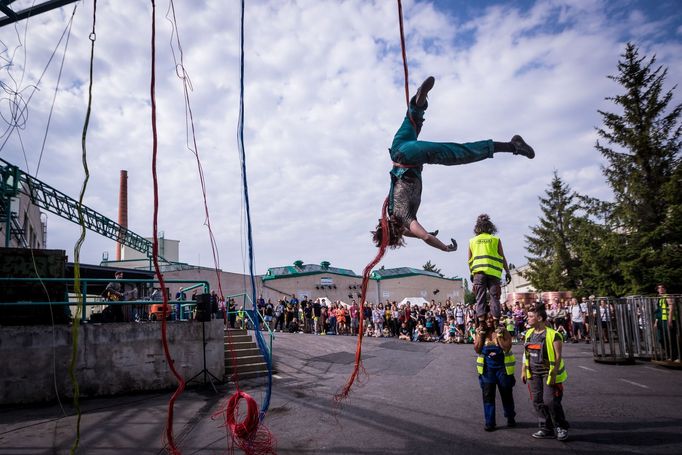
[1,332,681,454]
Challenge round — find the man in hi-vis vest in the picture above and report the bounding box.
[468,214,511,330]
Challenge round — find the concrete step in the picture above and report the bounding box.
[225,340,258,349]
[224,334,253,344]
[225,354,269,368]
[223,328,275,379]
[226,360,269,374]
[224,369,271,381]
[225,347,261,357]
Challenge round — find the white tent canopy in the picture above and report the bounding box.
[316,297,333,306]
[315,297,350,307]
[398,297,429,307]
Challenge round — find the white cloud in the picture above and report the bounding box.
[1,0,680,287]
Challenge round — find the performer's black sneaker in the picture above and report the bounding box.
[415,76,435,107]
[511,135,535,159]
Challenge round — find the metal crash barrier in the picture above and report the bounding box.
[646,295,681,367]
[586,295,681,368]
[586,297,634,364]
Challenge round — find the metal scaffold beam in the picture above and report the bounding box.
[0,0,80,28]
[0,158,154,258]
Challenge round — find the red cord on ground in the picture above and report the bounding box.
[213,391,277,455]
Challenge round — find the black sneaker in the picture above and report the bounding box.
[484,424,496,432]
[511,135,535,159]
[507,418,517,428]
[532,429,555,439]
[415,76,435,107]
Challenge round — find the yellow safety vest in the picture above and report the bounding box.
[659,296,669,321]
[476,348,516,376]
[468,233,504,279]
[524,327,567,384]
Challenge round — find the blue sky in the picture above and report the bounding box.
[1,0,681,293]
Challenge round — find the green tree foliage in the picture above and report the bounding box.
[570,196,627,296]
[595,43,681,294]
[463,278,476,306]
[422,260,443,277]
[524,171,582,291]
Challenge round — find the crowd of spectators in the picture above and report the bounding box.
[226,294,611,344]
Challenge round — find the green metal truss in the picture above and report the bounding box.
[1,158,157,258]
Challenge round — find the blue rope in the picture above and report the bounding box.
[238,0,272,422]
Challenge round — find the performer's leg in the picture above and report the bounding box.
[498,370,516,423]
[530,374,553,433]
[390,77,434,154]
[397,138,494,167]
[390,101,428,154]
[488,278,502,322]
[479,376,497,429]
[547,383,569,430]
[473,273,489,325]
[395,134,535,166]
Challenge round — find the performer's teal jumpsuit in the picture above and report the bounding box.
[388,98,496,215]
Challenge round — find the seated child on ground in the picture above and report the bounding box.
[466,321,476,343]
[288,318,300,333]
[447,317,457,343]
[414,323,425,341]
[399,322,411,340]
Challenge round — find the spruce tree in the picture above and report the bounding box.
[524,171,581,291]
[423,260,443,277]
[595,43,681,294]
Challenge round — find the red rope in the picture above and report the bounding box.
[334,197,390,401]
[211,391,276,455]
[225,391,260,439]
[397,0,416,130]
[150,2,186,453]
[335,0,414,402]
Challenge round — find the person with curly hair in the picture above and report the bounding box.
[372,76,535,251]
[468,214,511,330]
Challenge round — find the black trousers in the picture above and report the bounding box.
[528,373,568,431]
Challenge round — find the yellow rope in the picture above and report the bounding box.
[69,2,97,453]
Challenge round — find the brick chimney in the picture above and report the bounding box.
[116,170,128,261]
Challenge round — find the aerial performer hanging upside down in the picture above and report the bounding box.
[372,76,535,251]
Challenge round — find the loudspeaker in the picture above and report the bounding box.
[195,293,212,322]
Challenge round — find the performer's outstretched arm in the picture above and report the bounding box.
[405,220,456,252]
